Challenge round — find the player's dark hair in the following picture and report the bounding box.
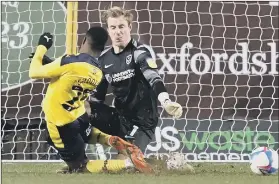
[86,26,108,52]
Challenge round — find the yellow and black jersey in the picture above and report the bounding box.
[29,45,103,126]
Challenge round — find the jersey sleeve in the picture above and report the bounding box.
[89,76,108,103]
[29,45,65,79]
[133,45,167,97]
[133,44,158,71]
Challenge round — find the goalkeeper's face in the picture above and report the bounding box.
[107,16,132,48]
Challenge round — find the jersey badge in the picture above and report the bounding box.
[126,54,132,64]
[147,58,158,68]
[105,74,112,83]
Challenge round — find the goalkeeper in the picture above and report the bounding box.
[29,27,153,174]
[87,6,183,156]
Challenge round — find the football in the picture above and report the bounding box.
[250,147,278,175]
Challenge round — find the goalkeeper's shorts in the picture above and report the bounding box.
[46,113,91,162]
[89,102,156,153]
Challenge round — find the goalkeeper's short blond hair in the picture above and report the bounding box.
[101,6,133,26]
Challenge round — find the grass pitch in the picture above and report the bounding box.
[2,162,278,184]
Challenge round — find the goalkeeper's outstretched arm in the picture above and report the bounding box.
[134,46,183,119]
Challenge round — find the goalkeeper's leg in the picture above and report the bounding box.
[87,101,154,158]
[87,127,154,174]
[83,109,153,174]
[82,110,154,173]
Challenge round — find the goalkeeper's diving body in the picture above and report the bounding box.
[87,6,183,156]
[29,27,153,174]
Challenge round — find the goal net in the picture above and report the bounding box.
[1,1,278,162]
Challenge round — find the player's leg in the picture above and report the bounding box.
[72,113,154,173]
[88,104,157,159]
[87,101,129,157]
[85,133,154,174]
[87,101,120,136]
[46,120,131,173]
[46,120,88,173]
[87,100,153,150]
[132,105,158,153]
[76,112,126,153]
[133,128,155,154]
[110,118,155,161]
[46,113,130,173]
[116,107,158,154]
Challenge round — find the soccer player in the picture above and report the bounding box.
[29,27,153,174]
[87,6,183,156]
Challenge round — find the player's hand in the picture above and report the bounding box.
[29,52,54,65]
[162,100,183,119]
[38,32,53,49]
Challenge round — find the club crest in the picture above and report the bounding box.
[126,54,132,64]
[105,74,112,83]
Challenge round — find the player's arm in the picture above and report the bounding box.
[89,76,109,103]
[134,45,183,119]
[86,74,108,118]
[29,33,64,79]
[29,46,64,79]
[29,52,54,65]
[89,56,109,102]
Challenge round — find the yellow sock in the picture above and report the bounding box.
[88,127,111,146]
[86,160,131,173]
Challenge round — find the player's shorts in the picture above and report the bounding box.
[120,124,155,153]
[89,101,156,152]
[46,113,92,162]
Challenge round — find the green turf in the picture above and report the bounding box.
[2,163,278,184]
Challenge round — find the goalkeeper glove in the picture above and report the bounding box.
[158,92,183,119]
[29,52,54,65]
[38,32,53,49]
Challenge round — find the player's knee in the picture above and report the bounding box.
[58,134,86,163]
[54,123,87,163]
[56,121,81,143]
